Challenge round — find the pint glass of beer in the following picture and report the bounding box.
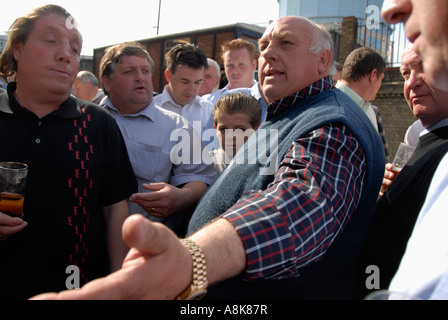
[380,143,416,194]
[0,162,28,218]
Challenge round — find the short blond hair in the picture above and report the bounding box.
[221,38,257,62]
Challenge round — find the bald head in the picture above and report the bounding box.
[258,16,334,103]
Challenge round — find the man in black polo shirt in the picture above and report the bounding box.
[0,5,137,299]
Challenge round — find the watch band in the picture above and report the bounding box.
[176,238,208,300]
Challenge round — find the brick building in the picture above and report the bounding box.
[92,23,264,94]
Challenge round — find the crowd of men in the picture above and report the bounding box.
[1,0,447,301]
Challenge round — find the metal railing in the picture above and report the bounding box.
[357,22,409,67]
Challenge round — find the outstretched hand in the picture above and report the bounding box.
[31,214,192,300]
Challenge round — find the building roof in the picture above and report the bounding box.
[94,22,266,52]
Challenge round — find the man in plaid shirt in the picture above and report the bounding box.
[34,16,384,300]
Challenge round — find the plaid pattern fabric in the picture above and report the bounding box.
[222,77,367,280]
[266,75,334,120]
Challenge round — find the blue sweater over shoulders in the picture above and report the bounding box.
[188,88,385,299]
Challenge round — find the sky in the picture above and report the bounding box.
[1,0,279,56]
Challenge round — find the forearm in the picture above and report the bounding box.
[103,200,130,272]
[190,218,246,285]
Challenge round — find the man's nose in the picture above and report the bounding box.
[381,0,413,25]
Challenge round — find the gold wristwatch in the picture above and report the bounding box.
[176,239,208,300]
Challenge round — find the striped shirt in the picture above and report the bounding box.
[221,76,367,280]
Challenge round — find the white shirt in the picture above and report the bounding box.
[154,86,217,151]
[202,84,231,105]
[405,120,425,148]
[389,151,448,299]
[154,86,214,134]
[389,121,448,299]
[202,81,257,105]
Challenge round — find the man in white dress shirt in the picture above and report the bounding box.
[154,44,214,145]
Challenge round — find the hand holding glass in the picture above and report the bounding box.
[381,143,416,194]
[0,162,28,218]
[390,143,416,182]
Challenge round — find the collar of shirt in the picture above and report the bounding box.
[202,85,230,103]
[266,75,334,120]
[223,81,257,94]
[236,82,263,104]
[102,96,155,121]
[1,82,81,118]
[156,85,203,111]
[335,81,378,131]
[421,117,448,137]
[221,83,231,92]
[225,82,262,102]
[91,89,104,102]
[335,82,367,109]
[250,82,263,102]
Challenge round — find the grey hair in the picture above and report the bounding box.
[77,70,99,87]
[207,58,220,77]
[309,22,337,75]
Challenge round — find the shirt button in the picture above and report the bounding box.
[38,121,42,126]
[35,139,41,144]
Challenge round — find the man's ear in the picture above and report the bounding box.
[164,69,172,82]
[368,69,379,83]
[12,41,23,61]
[101,76,111,93]
[317,49,333,75]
